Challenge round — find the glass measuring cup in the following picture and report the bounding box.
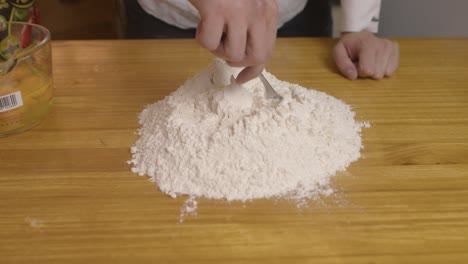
[0,22,53,137]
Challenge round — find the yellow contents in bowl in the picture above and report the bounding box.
[0,62,53,136]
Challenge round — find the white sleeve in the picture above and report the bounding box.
[340,0,382,33]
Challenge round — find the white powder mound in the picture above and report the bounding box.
[130,59,366,202]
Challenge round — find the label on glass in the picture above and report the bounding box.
[0,90,23,112]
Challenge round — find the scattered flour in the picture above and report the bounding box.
[130,59,367,215]
[179,196,198,223]
[24,217,45,228]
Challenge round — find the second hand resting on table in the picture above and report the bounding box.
[189,0,400,84]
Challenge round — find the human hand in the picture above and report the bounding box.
[333,31,400,80]
[189,0,278,84]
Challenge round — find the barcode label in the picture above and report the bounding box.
[0,91,24,112]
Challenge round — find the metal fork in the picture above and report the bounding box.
[259,72,283,100]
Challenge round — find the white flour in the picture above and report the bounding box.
[130,59,367,214]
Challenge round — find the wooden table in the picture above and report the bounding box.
[1,38,467,263]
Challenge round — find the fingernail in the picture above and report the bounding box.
[346,68,357,79]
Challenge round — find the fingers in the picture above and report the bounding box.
[196,16,225,51]
[374,47,388,80]
[228,22,268,66]
[374,40,396,80]
[213,21,248,63]
[357,46,376,78]
[333,42,358,80]
[192,0,278,83]
[236,64,264,84]
[225,23,248,63]
[385,42,400,77]
[371,40,399,79]
[338,32,400,81]
[227,20,272,83]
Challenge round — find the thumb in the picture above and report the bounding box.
[236,64,264,84]
[333,42,358,80]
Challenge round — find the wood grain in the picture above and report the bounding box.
[1,38,468,263]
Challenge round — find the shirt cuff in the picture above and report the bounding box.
[340,0,382,33]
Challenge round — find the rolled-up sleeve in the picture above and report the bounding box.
[340,0,381,33]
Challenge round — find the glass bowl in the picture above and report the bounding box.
[0,22,53,137]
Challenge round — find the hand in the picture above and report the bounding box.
[189,0,278,84]
[333,31,400,80]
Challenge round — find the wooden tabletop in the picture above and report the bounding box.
[1,38,467,263]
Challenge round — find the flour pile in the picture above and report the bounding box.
[130,59,367,203]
